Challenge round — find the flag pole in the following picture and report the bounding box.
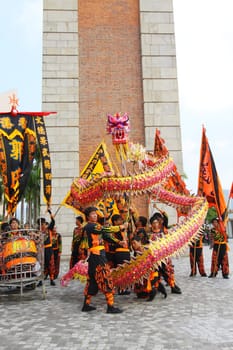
[224,182,233,224]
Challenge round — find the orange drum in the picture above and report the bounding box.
[3,237,37,270]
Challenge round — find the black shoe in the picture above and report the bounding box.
[106,305,123,314]
[201,273,207,277]
[147,288,156,302]
[37,281,42,287]
[208,273,217,278]
[50,280,56,286]
[158,283,167,298]
[171,285,182,294]
[137,292,149,299]
[189,273,196,277]
[223,275,229,279]
[81,304,96,312]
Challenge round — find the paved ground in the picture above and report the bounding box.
[1,241,233,350]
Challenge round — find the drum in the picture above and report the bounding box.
[3,237,38,270]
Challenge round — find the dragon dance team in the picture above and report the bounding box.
[70,205,183,313]
[69,204,230,313]
[0,203,229,314]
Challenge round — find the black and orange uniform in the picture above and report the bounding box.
[114,226,131,295]
[150,225,181,294]
[130,215,149,247]
[209,223,229,278]
[114,227,130,267]
[44,230,55,282]
[83,222,122,309]
[70,225,85,269]
[189,235,207,276]
[52,230,62,279]
[43,217,55,282]
[104,239,116,268]
[119,206,138,250]
[134,264,164,300]
[149,229,169,292]
[133,227,149,245]
[132,236,166,301]
[98,218,116,269]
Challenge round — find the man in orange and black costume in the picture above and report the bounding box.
[81,206,126,314]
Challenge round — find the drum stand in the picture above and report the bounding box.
[0,229,46,299]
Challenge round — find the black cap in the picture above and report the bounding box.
[84,206,97,218]
[211,217,219,223]
[76,216,84,224]
[37,217,46,226]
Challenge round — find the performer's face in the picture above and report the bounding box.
[76,218,82,227]
[10,220,19,230]
[88,211,98,223]
[151,219,160,231]
[120,209,128,221]
[135,219,142,228]
[212,219,219,229]
[114,217,123,226]
[131,239,141,251]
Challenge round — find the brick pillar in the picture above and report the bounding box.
[78,0,145,168]
[42,0,183,255]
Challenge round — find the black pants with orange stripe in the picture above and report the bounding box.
[115,251,131,267]
[210,243,229,276]
[84,251,114,296]
[159,258,175,288]
[189,247,206,275]
[44,247,55,280]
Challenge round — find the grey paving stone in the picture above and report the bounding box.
[0,241,233,349]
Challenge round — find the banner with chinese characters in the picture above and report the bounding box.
[0,114,36,213]
[34,116,52,207]
[62,142,117,217]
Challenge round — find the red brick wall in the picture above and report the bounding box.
[78,0,144,162]
[78,0,147,215]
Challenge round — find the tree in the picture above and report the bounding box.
[23,146,41,226]
[206,206,218,224]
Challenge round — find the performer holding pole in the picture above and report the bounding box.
[81,206,126,313]
[37,208,56,286]
[208,218,229,279]
[189,235,207,277]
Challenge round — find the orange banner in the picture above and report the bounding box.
[198,126,227,222]
[154,129,190,217]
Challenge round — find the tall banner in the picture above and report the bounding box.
[0,96,56,215]
[154,129,190,217]
[154,128,189,195]
[197,126,227,221]
[34,116,52,208]
[0,113,36,213]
